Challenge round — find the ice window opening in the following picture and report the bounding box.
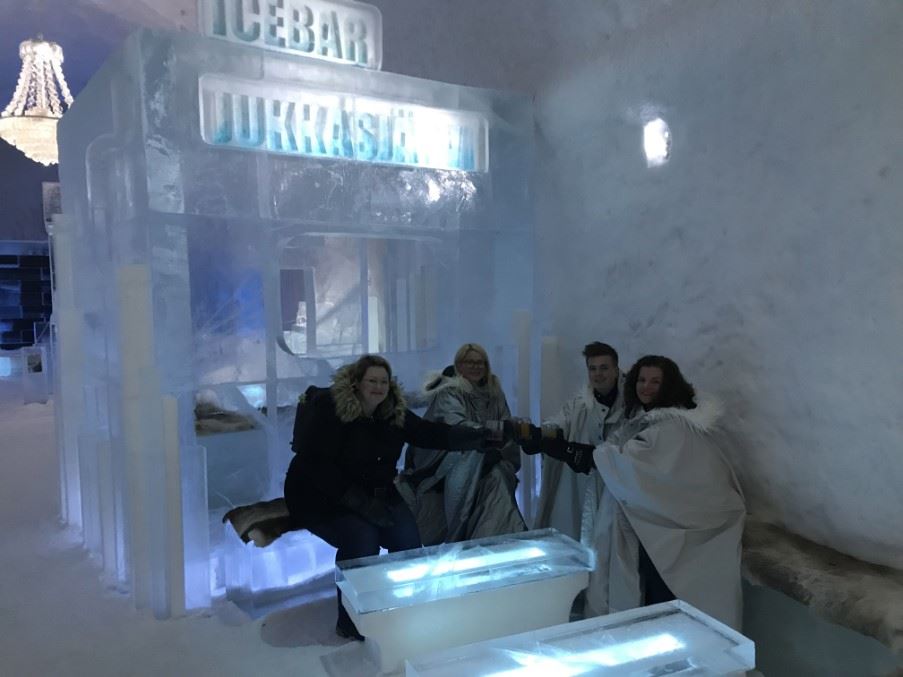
[644,117,671,167]
[279,268,313,355]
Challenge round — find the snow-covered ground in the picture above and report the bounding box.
[0,379,371,676]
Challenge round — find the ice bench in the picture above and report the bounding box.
[336,528,594,673]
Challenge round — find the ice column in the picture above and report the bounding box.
[118,265,183,618]
[48,214,83,529]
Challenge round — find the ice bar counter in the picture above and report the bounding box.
[54,21,535,617]
[405,600,755,676]
[336,528,594,672]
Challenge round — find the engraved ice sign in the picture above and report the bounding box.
[199,75,489,172]
[199,0,382,69]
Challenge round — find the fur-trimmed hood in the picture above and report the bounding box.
[329,363,408,426]
[420,368,505,403]
[637,392,724,434]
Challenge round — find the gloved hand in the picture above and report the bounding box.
[519,436,544,455]
[513,422,560,456]
[515,421,543,441]
[565,444,595,475]
[339,486,395,528]
[538,436,596,475]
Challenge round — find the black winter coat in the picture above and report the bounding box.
[284,372,484,527]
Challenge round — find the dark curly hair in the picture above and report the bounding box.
[624,355,696,416]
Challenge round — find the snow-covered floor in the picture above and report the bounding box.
[0,379,369,676]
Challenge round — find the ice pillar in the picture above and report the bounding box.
[49,214,83,529]
[118,265,184,618]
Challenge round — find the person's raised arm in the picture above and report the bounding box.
[402,408,490,451]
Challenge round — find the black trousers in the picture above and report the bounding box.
[307,501,421,631]
[639,543,676,606]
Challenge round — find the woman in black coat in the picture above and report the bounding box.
[284,354,490,640]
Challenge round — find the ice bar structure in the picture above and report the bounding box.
[336,529,594,673]
[405,600,756,677]
[54,20,534,617]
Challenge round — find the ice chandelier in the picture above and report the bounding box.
[0,37,73,166]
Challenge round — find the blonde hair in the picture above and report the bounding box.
[453,343,493,385]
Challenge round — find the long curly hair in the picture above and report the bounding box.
[624,355,696,416]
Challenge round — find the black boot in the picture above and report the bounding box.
[335,589,364,641]
[335,619,364,641]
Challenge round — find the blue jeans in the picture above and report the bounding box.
[307,501,422,631]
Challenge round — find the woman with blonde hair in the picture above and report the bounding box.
[284,354,497,640]
[399,343,527,545]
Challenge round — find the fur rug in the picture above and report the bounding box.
[222,498,299,547]
[743,519,903,656]
[194,402,257,435]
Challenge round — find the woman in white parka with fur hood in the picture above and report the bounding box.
[524,355,746,630]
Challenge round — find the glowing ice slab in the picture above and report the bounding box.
[336,529,593,673]
[404,600,756,677]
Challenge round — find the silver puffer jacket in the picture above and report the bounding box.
[398,371,526,544]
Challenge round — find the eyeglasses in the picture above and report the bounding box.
[460,360,486,367]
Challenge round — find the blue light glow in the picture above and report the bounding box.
[386,546,545,583]
[486,633,685,677]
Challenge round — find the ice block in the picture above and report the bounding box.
[405,600,755,677]
[336,528,594,673]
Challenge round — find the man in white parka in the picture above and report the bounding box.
[524,355,746,630]
[530,342,639,619]
[533,342,625,541]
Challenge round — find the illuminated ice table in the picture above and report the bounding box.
[336,529,594,673]
[405,600,755,676]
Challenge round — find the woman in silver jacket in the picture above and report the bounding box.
[398,343,527,544]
